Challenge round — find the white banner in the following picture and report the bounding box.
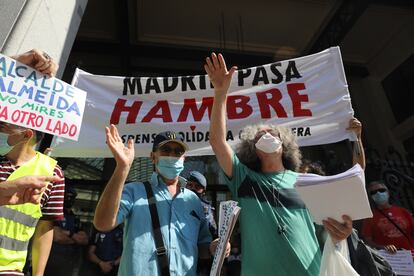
[51,47,355,157]
[0,54,87,141]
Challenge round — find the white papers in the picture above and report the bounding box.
[210,201,241,276]
[294,164,372,225]
[378,250,414,276]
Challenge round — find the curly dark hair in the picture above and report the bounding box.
[235,123,302,172]
[299,159,326,175]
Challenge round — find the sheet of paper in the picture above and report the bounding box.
[294,164,372,224]
[210,201,241,276]
[379,250,414,276]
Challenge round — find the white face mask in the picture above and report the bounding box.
[0,133,12,156]
[255,132,282,153]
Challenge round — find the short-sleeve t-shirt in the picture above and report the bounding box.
[224,154,321,276]
[0,155,65,276]
[362,205,414,250]
[90,226,123,262]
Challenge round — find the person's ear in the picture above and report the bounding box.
[23,129,33,138]
[150,152,156,164]
[25,129,37,143]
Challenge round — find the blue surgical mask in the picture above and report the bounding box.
[372,191,389,205]
[156,156,184,180]
[0,133,12,156]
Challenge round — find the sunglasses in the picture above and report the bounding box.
[159,145,184,156]
[370,188,387,195]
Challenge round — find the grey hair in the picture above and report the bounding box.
[235,123,302,172]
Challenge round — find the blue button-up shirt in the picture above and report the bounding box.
[116,173,212,276]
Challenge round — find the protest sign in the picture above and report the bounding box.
[0,54,87,141]
[210,200,241,276]
[51,47,355,157]
[379,250,414,275]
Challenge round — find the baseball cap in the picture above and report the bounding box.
[188,171,207,188]
[152,131,188,152]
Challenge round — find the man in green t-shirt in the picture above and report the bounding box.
[205,53,353,275]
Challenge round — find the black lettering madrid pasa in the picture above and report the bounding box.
[123,77,142,95]
[145,77,161,94]
[237,61,302,87]
[285,61,302,82]
[181,76,196,91]
[252,66,269,86]
[163,77,178,92]
[270,62,283,84]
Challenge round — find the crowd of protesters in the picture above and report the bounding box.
[0,49,412,276]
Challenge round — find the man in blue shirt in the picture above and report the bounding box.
[94,126,216,276]
[186,171,218,276]
[186,171,218,238]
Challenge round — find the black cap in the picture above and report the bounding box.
[188,171,207,188]
[152,131,188,152]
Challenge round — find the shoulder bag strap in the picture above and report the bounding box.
[143,181,170,276]
[377,207,414,247]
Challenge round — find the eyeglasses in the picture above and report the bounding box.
[159,145,184,156]
[370,188,387,195]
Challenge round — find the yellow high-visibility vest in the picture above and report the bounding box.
[0,152,56,272]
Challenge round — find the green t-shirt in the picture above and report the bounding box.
[224,154,321,276]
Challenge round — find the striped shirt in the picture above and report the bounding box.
[0,156,65,221]
[0,156,65,276]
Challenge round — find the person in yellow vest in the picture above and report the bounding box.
[0,50,64,276]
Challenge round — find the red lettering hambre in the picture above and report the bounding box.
[287,83,312,117]
[177,97,213,122]
[110,99,142,124]
[256,88,288,118]
[142,100,172,123]
[110,83,312,125]
[227,95,252,119]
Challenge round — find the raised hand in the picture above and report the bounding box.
[204,53,237,95]
[347,117,362,138]
[105,124,134,167]
[0,175,61,205]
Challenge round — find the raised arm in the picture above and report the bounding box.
[347,117,365,170]
[94,125,134,231]
[205,53,237,178]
